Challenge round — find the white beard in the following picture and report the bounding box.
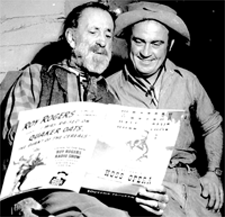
[73,42,111,74]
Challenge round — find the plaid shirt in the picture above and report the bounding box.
[3,62,89,146]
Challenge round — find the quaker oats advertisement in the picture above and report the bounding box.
[0,102,104,199]
[0,102,184,200]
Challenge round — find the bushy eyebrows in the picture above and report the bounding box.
[89,26,113,33]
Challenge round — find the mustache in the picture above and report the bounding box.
[89,45,108,56]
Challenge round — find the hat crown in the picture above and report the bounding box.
[115,1,190,45]
[128,2,177,15]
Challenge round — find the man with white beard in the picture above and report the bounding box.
[2,2,118,216]
[2,1,116,149]
[1,2,169,217]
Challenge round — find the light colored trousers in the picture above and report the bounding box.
[161,167,222,217]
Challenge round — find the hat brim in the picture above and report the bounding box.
[115,10,190,45]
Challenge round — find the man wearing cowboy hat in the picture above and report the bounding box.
[107,1,224,217]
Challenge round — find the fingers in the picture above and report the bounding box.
[145,184,166,193]
[202,182,224,212]
[207,183,216,209]
[13,197,43,216]
[201,184,209,198]
[211,183,219,210]
[136,198,165,216]
[12,197,55,217]
[218,187,224,210]
[135,186,169,215]
[211,184,224,212]
[138,187,169,204]
[139,204,164,216]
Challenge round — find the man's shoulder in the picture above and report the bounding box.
[106,69,123,85]
[168,60,197,81]
[20,63,44,74]
[20,63,68,77]
[26,63,43,71]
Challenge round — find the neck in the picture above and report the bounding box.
[65,58,101,79]
[127,60,164,84]
[145,70,162,84]
[66,57,83,73]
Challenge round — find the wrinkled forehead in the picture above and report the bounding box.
[79,7,114,31]
[131,20,170,41]
[132,20,169,35]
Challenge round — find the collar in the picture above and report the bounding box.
[46,61,104,84]
[123,61,165,92]
[120,59,183,95]
[164,59,183,77]
[46,61,80,76]
[123,59,183,83]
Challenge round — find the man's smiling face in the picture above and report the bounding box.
[129,20,171,77]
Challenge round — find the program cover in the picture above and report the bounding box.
[0,102,104,200]
[0,102,184,201]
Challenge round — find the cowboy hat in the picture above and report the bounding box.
[115,1,190,45]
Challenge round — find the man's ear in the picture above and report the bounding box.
[169,39,175,52]
[65,28,76,49]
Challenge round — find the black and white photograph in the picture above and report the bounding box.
[0,0,224,216]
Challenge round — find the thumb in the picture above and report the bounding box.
[202,188,209,198]
[200,182,209,198]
